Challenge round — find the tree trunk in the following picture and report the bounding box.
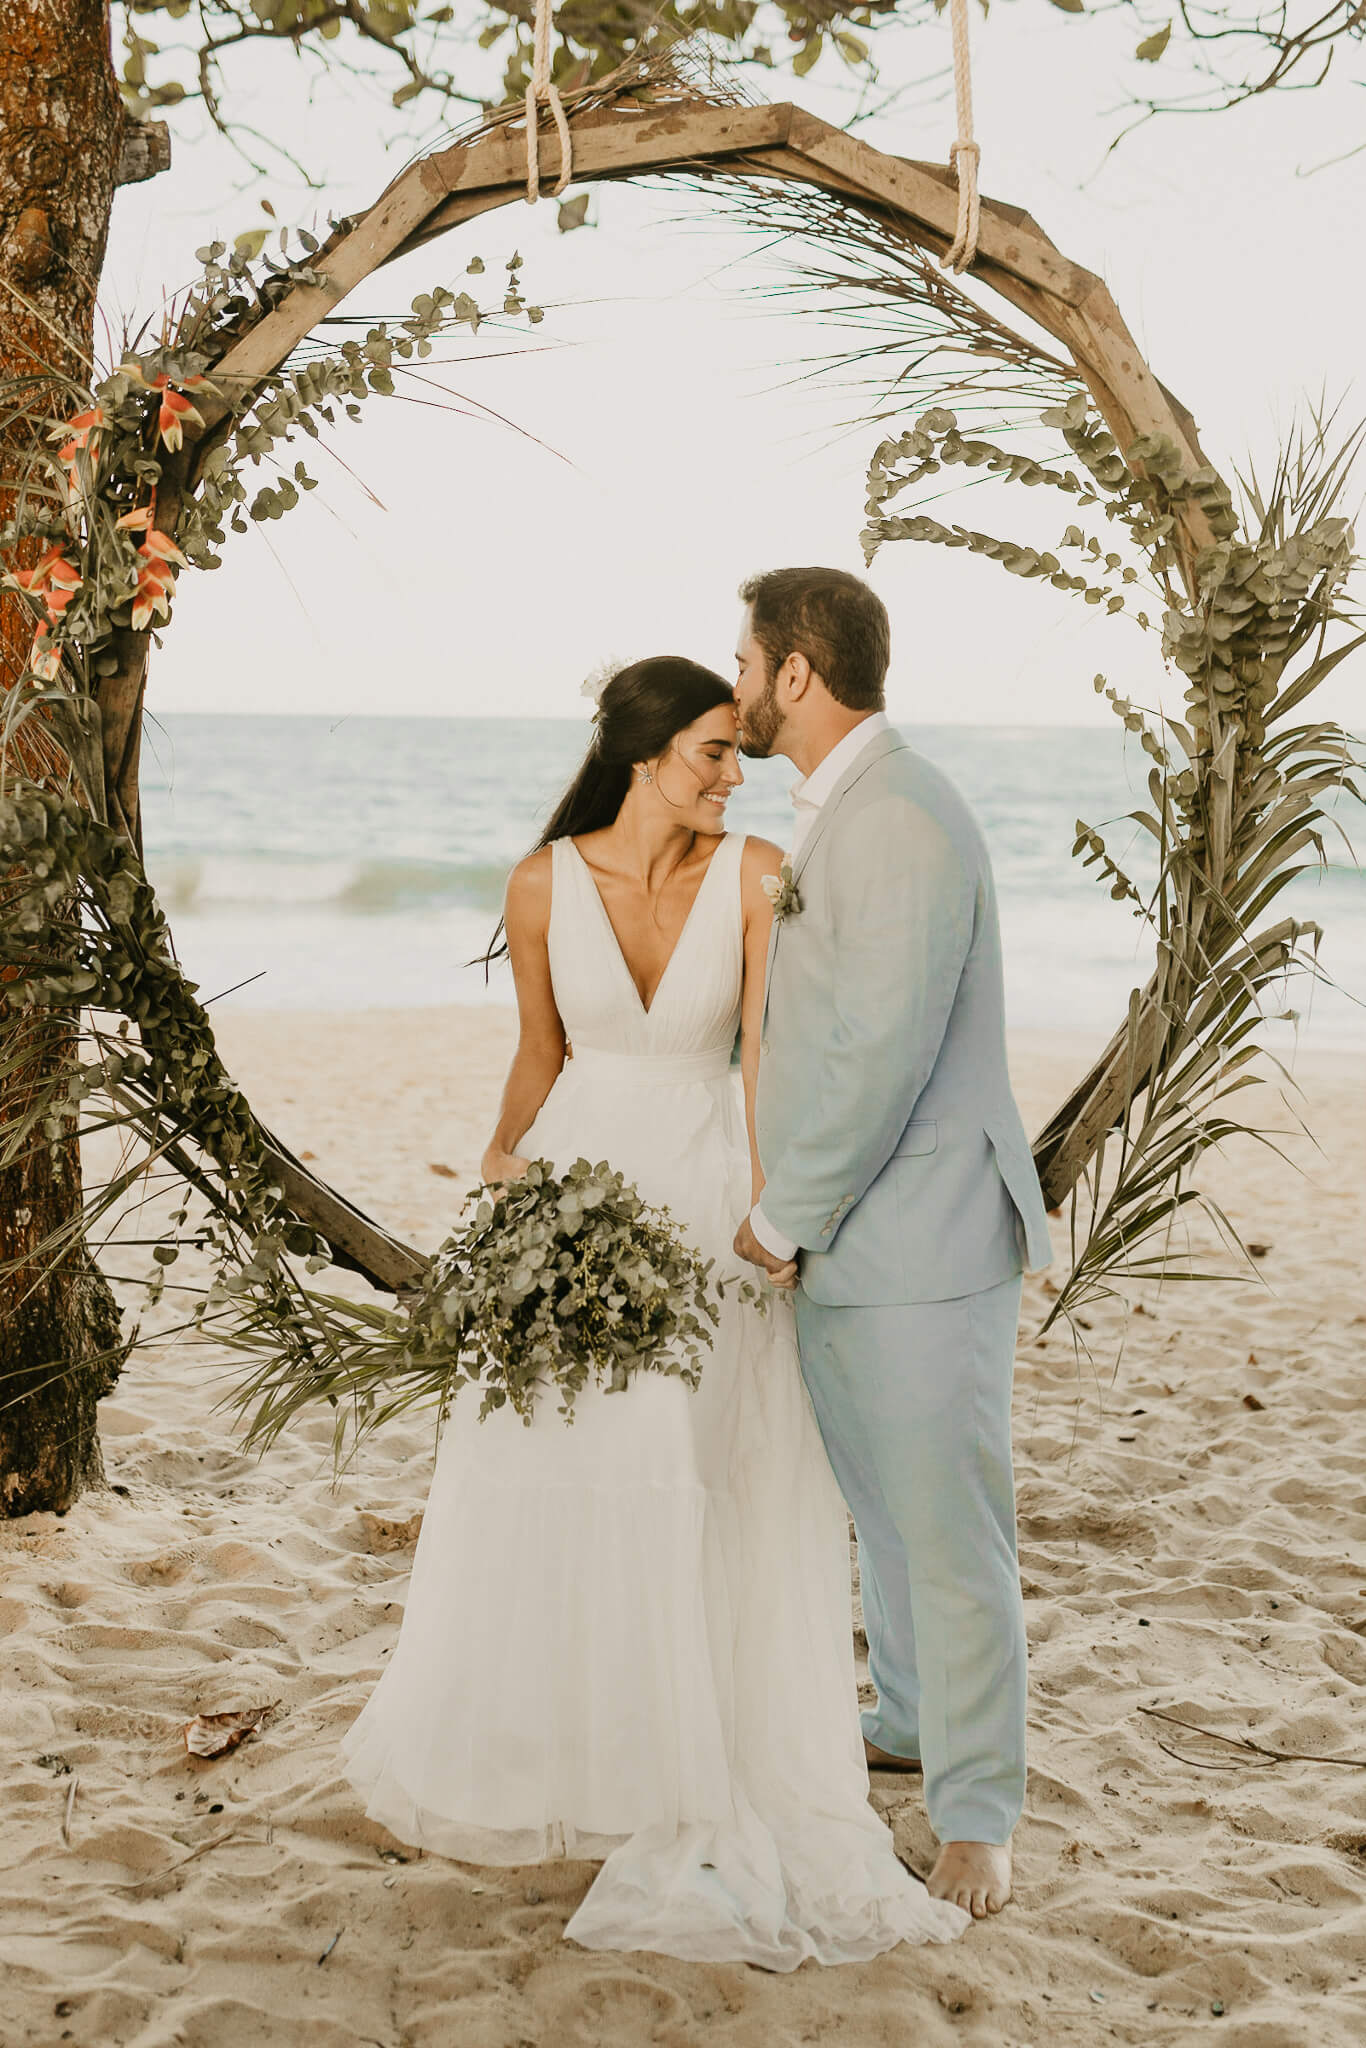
[1,1,128,1515]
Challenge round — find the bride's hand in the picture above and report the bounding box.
[768,1259,799,1292]
[481,1145,530,1190]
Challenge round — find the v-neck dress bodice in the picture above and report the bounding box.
[339,831,969,1969]
[550,831,743,1068]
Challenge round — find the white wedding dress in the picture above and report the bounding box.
[340,831,970,1967]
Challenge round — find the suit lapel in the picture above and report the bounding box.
[762,727,907,1029]
[791,727,906,885]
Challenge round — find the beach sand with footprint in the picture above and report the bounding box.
[2,1009,1363,2048]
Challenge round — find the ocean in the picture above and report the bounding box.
[138,715,1366,1050]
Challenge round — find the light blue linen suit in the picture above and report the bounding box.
[755,725,1051,1845]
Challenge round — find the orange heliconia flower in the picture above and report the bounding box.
[41,555,82,619]
[140,528,189,567]
[156,388,203,451]
[115,514,190,631]
[130,551,178,631]
[3,542,66,596]
[2,543,81,624]
[131,579,169,631]
[150,374,206,452]
[116,362,210,450]
[29,628,62,682]
[54,405,105,470]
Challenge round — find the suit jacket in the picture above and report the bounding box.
[755,726,1052,1306]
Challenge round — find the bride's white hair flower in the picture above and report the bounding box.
[580,659,622,709]
[581,667,618,716]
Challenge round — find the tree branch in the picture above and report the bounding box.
[115,119,172,187]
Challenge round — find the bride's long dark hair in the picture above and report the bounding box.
[481,654,734,969]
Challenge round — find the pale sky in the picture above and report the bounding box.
[101,7,1365,728]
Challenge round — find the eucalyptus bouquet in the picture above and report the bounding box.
[411,1157,723,1424]
[225,1158,729,1466]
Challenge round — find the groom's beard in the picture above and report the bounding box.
[737,672,784,758]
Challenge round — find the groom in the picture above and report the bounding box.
[731,566,1052,1920]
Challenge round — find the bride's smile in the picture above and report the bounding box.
[631,702,744,836]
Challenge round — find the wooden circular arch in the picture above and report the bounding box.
[199,97,1213,545]
[96,89,1217,1290]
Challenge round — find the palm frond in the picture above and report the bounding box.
[662,171,1083,438]
[862,399,1363,1338]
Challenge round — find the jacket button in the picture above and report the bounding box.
[761,1038,771,1055]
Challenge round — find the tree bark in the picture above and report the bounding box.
[1,1,128,1515]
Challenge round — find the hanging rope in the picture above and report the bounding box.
[942,0,981,274]
[525,0,573,204]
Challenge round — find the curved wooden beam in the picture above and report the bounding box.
[198,98,1214,565]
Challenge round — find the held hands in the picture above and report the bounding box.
[481,1145,531,1192]
[733,1214,799,1292]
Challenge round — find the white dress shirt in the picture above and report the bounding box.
[751,713,892,1263]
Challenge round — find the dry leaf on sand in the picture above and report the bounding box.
[182,1704,279,1759]
[359,1510,424,1554]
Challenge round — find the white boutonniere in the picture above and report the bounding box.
[761,857,801,924]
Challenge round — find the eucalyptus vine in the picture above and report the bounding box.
[0,230,543,1395]
[864,396,1363,1330]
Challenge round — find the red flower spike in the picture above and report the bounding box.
[56,406,105,462]
[140,529,188,567]
[147,376,206,452]
[47,405,103,447]
[3,546,78,608]
[131,550,178,631]
[45,557,81,593]
[3,544,63,594]
[29,631,62,682]
[131,580,170,631]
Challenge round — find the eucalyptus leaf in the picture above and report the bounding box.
[1135,21,1174,62]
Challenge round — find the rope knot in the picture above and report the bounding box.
[942,0,981,274]
[525,0,573,204]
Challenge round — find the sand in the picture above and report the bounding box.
[2,1008,1364,2048]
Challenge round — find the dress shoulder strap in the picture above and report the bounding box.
[547,834,575,935]
[722,831,748,935]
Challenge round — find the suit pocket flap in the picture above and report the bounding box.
[893,1119,938,1157]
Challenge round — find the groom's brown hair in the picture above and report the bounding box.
[739,567,889,711]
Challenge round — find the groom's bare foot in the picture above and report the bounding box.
[863,1736,922,1774]
[928,1840,1012,1918]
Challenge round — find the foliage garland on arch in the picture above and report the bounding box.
[858,394,1361,1315]
[0,73,1361,1466]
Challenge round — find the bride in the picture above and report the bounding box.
[340,656,970,1967]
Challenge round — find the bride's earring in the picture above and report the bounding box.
[637,766,654,785]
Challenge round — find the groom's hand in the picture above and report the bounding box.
[734,1216,799,1291]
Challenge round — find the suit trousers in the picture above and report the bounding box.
[794,1274,1027,1846]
